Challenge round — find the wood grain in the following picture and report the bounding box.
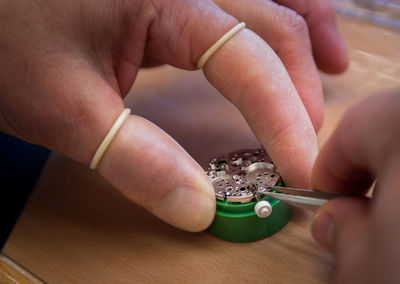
[3,16,400,283]
[0,254,44,284]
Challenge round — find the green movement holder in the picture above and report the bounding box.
[208,184,290,242]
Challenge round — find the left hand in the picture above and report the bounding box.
[0,0,347,231]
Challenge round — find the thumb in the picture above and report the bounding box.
[311,197,370,252]
[96,115,215,232]
[60,69,216,232]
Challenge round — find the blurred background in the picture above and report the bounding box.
[333,0,400,28]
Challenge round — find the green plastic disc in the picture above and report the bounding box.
[208,186,290,242]
[206,147,291,242]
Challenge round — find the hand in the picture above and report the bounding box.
[0,0,347,231]
[311,91,400,283]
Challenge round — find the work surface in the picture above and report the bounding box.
[3,16,400,283]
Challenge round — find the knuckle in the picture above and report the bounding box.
[142,0,162,20]
[277,5,309,36]
[144,0,210,68]
[287,12,308,35]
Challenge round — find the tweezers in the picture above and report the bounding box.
[257,186,345,211]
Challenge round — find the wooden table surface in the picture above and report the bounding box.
[3,16,400,283]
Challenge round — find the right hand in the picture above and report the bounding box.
[311,90,400,283]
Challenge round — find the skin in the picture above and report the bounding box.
[0,0,348,232]
[311,90,400,283]
[3,1,399,281]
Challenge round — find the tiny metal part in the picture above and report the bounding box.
[207,147,281,203]
[206,147,291,242]
[248,184,260,202]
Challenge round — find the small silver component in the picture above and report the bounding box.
[206,147,281,203]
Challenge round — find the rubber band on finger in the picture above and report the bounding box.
[89,108,131,170]
[196,22,246,69]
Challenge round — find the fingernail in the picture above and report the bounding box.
[311,211,334,251]
[150,181,216,232]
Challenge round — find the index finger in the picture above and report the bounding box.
[274,0,348,74]
[202,28,318,187]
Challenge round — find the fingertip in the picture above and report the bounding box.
[311,209,335,252]
[310,147,330,191]
[151,175,216,232]
[279,157,314,189]
[311,198,369,253]
[275,131,318,188]
[98,115,216,232]
[313,25,349,74]
[312,107,324,133]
